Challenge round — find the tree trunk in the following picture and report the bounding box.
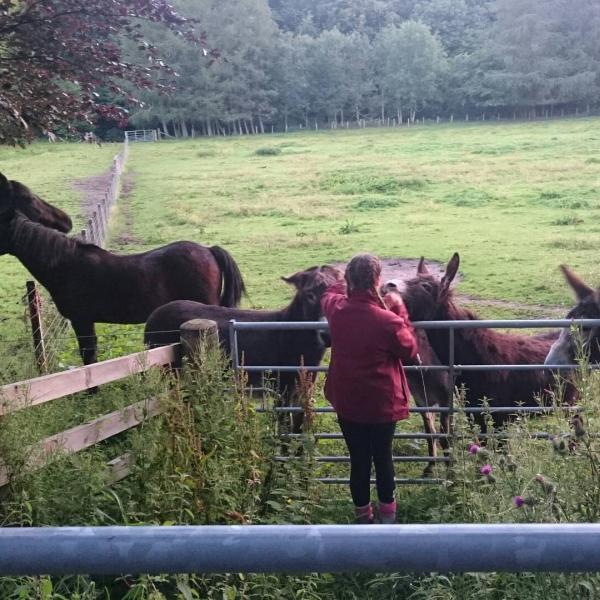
[161,119,169,136]
[258,116,265,134]
[206,119,213,137]
[180,120,189,137]
[380,91,385,122]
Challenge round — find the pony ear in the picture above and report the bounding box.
[560,265,593,300]
[282,272,306,289]
[0,173,9,195]
[417,256,429,274]
[441,252,460,288]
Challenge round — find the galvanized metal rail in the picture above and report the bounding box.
[2,524,600,574]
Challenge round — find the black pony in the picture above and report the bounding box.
[0,174,245,365]
[145,265,343,431]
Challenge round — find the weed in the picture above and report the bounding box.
[551,216,584,226]
[255,147,281,156]
[338,219,361,234]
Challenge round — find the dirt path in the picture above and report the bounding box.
[72,170,113,221]
[72,170,141,247]
[110,172,143,247]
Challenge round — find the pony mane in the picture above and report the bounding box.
[11,213,94,268]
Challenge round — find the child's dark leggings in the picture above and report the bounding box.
[338,418,397,506]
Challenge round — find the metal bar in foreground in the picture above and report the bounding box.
[1,525,600,575]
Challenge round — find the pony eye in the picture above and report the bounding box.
[420,281,433,294]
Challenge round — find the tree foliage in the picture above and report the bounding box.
[2,0,600,141]
[0,0,205,144]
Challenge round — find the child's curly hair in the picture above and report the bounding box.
[345,254,386,308]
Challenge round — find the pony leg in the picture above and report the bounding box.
[421,411,437,477]
[72,321,98,365]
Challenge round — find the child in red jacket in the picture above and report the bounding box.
[321,254,418,524]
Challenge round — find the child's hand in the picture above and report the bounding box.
[383,292,405,315]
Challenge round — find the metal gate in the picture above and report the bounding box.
[228,318,596,485]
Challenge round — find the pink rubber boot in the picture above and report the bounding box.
[354,502,374,524]
[378,500,397,524]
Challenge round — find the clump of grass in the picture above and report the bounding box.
[552,216,584,226]
[338,219,362,234]
[321,171,427,195]
[353,196,400,210]
[540,191,562,200]
[547,238,595,250]
[254,147,281,156]
[585,157,600,164]
[196,150,216,158]
[442,189,496,207]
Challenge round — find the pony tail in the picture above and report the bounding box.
[209,245,247,307]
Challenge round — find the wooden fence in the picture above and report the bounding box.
[0,319,217,488]
[0,340,182,487]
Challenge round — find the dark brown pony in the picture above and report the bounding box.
[545,266,600,366]
[0,173,72,233]
[145,265,343,432]
[0,176,246,365]
[398,253,562,428]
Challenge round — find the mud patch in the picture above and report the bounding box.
[333,257,453,284]
[334,257,563,317]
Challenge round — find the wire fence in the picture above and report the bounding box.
[4,143,131,375]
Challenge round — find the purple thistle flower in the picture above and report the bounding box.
[468,443,481,455]
[513,495,525,508]
[480,464,493,476]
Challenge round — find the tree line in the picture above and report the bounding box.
[128,0,600,137]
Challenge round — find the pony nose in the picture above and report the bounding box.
[382,279,406,294]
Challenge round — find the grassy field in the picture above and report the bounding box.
[1,119,600,597]
[113,117,600,310]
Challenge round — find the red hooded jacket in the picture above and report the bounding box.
[321,282,418,424]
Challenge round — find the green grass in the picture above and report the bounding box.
[110,118,600,310]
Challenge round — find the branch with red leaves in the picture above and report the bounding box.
[0,0,213,144]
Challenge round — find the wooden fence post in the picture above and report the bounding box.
[179,319,219,365]
[26,281,48,374]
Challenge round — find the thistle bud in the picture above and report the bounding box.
[535,474,557,495]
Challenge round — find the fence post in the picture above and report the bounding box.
[180,319,219,365]
[26,281,48,374]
